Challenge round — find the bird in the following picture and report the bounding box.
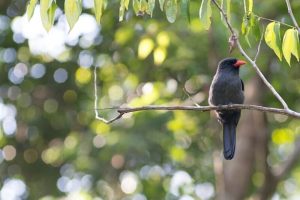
[208,58,246,160]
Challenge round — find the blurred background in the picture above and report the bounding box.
[1,0,300,199]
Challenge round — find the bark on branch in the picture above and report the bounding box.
[95,104,300,124]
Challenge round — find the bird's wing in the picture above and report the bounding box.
[241,79,244,91]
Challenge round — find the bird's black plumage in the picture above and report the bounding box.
[208,58,245,160]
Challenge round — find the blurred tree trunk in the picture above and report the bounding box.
[221,75,269,200]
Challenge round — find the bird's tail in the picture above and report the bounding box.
[223,123,236,160]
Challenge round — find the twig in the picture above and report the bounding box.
[211,0,290,110]
[253,14,295,29]
[254,26,265,62]
[183,87,200,107]
[285,0,300,33]
[95,104,300,124]
[94,66,109,123]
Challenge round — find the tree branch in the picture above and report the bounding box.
[95,104,300,124]
[285,0,300,33]
[254,26,265,62]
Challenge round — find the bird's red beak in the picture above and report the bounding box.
[233,60,246,68]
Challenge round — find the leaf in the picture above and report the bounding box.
[181,0,190,22]
[119,0,126,21]
[159,0,165,11]
[124,0,130,9]
[282,29,299,66]
[65,0,82,29]
[165,0,177,23]
[264,22,282,61]
[148,0,155,17]
[133,0,139,15]
[26,0,38,20]
[248,0,253,13]
[94,0,104,24]
[199,0,212,30]
[226,0,231,22]
[40,0,57,31]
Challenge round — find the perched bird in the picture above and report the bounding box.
[208,58,246,160]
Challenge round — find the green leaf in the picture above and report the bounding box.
[94,0,104,24]
[148,0,155,17]
[159,0,165,11]
[40,0,57,31]
[119,0,126,21]
[264,22,282,61]
[199,0,212,30]
[282,29,299,66]
[248,0,253,13]
[124,0,130,9]
[65,0,82,29]
[26,0,38,20]
[181,0,190,22]
[226,0,231,22]
[133,0,139,15]
[165,0,177,23]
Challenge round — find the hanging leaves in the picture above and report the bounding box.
[26,0,38,20]
[165,0,177,23]
[199,0,212,30]
[65,0,82,29]
[282,29,299,66]
[181,0,190,22]
[264,22,282,61]
[40,0,57,31]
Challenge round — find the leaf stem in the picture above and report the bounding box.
[253,14,295,29]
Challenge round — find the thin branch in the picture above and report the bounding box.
[253,14,295,29]
[97,104,300,124]
[254,26,265,62]
[211,0,290,110]
[94,66,109,123]
[285,0,300,33]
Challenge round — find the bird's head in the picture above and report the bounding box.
[218,58,246,71]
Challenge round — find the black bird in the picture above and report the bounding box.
[208,58,246,160]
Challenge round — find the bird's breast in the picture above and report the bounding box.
[209,74,244,106]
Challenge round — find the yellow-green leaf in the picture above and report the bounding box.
[159,0,165,11]
[248,0,253,13]
[165,0,177,23]
[94,0,104,24]
[133,0,139,15]
[264,22,282,61]
[282,29,299,66]
[26,0,38,20]
[148,0,155,17]
[65,0,82,29]
[124,0,130,9]
[119,0,126,21]
[40,0,57,31]
[226,0,231,22]
[199,0,212,30]
[181,0,190,22]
